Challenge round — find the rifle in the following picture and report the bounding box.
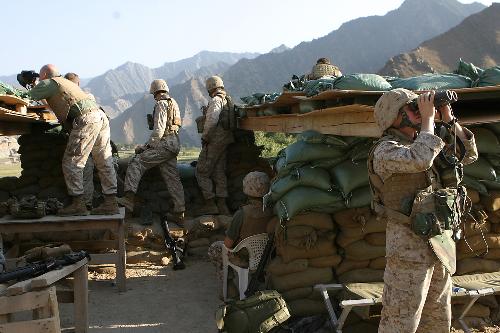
[0,251,89,284]
[160,218,186,270]
[245,233,274,297]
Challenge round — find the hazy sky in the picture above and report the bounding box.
[1,0,494,78]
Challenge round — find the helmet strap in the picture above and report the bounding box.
[397,110,421,131]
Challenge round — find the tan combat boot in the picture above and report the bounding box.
[165,211,185,226]
[58,195,89,216]
[116,191,135,212]
[196,198,219,216]
[216,197,231,216]
[91,194,120,215]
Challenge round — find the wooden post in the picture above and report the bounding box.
[73,264,88,333]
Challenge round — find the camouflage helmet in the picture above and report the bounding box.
[149,79,169,94]
[206,75,224,92]
[243,171,270,198]
[374,88,418,131]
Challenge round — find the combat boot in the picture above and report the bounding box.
[58,195,89,216]
[216,197,231,216]
[196,198,219,216]
[165,211,185,226]
[117,191,135,212]
[91,194,120,215]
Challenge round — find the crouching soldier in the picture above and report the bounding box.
[118,79,185,224]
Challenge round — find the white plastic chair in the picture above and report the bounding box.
[222,233,269,301]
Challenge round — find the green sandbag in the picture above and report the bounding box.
[455,59,483,82]
[349,140,374,162]
[298,130,348,148]
[177,163,195,180]
[346,186,373,208]
[309,156,348,170]
[470,127,500,154]
[274,186,345,221]
[476,66,500,87]
[390,73,472,90]
[330,159,369,195]
[333,74,392,91]
[485,122,500,136]
[480,179,500,191]
[462,176,488,195]
[266,167,332,204]
[463,157,496,181]
[485,154,500,169]
[285,141,345,165]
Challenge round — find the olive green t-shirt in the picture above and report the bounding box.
[225,209,244,241]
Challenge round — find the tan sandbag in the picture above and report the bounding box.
[457,233,500,253]
[467,188,480,204]
[458,248,500,260]
[456,258,500,275]
[282,287,313,301]
[481,191,500,212]
[490,223,500,233]
[338,268,384,283]
[271,267,333,292]
[188,237,210,248]
[267,257,309,276]
[364,232,386,246]
[287,212,334,230]
[126,238,151,247]
[452,303,490,318]
[288,299,327,317]
[369,257,387,270]
[277,237,336,263]
[336,259,370,275]
[344,240,386,261]
[489,210,500,224]
[336,232,364,248]
[126,222,148,240]
[463,220,491,237]
[333,207,373,229]
[340,217,387,238]
[276,225,319,249]
[309,255,342,268]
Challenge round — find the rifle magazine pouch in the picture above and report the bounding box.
[215,290,290,333]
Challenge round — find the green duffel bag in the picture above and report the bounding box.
[476,66,500,87]
[285,141,345,165]
[266,166,332,204]
[463,157,497,181]
[470,127,500,154]
[330,159,369,196]
[333,73,392,91]
[215,290,291,333]
[390,73,472,90]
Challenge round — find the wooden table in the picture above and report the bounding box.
[0,208,126,292]
[2,258,89,333]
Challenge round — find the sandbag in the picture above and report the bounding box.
[339,216,387,238]
[276,225,319,250]
[344,240,386,261]
[369,257,386,270]
[271,267,333,292]
[364,232,386,246]
[485,122,500,136]
[288,299,327,317]
[267,257,309,276]
[336,259,370,275]
[390,73,472,90]
[330,159,369,195]
[463,157,496,181]
[281,287,313,301]
[287,212,334,231]
[470,127,500,154]
[480,191,500,212]
[476,66,500,87]
[284,141,345,165]
[462,176,488,195]
[463,220,490,237]
[346,187,373,208]
[467,188,481,204]
[338,268,384,283]
[481,179,500,191]
[458,248,500,260]
[333,74,392,91]
[274,187,345,221]
[333,207,373,229]
[308,255,342,268]
[457,233,500,253]
[485,154,500,169]
[337,232,364,248]
[456,258,500,275]
[277,238,336,263]
[266,166,332,203]
[298,130,348,148]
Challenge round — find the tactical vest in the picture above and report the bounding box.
[155,95,182,134]
[237,204,273,244]
[216,93,237,131]
[46,77,91,123]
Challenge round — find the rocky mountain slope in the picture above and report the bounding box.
[222,0,485,98]
[378,3,500,77]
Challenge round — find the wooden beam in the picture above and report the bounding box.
[30,259,88,289]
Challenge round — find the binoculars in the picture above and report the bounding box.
[17,70,39,88]
[410,90,458,109]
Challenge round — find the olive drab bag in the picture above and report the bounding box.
[218,95,237,131]
[215,290,290,333]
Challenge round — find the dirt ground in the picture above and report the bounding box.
[59,258,220,333]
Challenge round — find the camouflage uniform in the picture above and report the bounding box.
[196,90,234,200]
[123,94,185,212]
[372,130,478,333]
